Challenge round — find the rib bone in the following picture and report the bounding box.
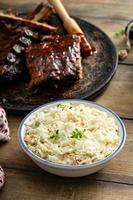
[48,0,82,34]
[29,2,53,22]
[0,12,56,32]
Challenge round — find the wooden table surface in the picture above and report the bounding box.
[0,0,133,199]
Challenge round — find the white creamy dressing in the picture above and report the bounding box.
[24,103,120,165]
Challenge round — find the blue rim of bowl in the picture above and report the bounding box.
[18,99,126,170]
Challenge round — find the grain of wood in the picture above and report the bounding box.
[0,118,132,184]
[0,1,133,199]
[0,168,133,200]
[0,0,133,21]
[96,65,133,118]
[88,19,133,65]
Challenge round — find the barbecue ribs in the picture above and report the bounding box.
[26,34,83,88]
[0,4,55,83]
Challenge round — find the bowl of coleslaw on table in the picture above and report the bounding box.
[18,100,126,177]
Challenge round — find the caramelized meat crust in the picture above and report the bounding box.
[0,4,54,83]
[0,24,39,82]
[26,34,83,88]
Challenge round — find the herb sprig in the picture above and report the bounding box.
[50,130,59,141]
[71,128,83,139]
[57,104,66,109]
[34,121,40,128]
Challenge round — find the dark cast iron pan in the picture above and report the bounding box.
[0,14,118,114]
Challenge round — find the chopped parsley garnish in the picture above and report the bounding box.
[71,128,83,139]
[35,121,40,128]
[57,104,66,109]
[50,130,59,140]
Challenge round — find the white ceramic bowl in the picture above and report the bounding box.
[18,100,126,177]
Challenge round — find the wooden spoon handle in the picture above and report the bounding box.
[48,0,96,56]
[48,0,83,34]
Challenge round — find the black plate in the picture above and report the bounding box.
[0,15,118,113]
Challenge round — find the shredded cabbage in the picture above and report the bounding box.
[24,103,120,165]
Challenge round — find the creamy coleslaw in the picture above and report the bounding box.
[24,103,120,165]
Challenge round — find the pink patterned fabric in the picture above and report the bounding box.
[0,166,5,190]
[0,107,10,142]
[0,107,10,189]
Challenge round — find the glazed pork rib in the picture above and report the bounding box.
[0,4,55,83]
[26,34,83,88]
[0,26,39,82]
[2,2,53,22]
[0,12,56,32]
[48,0,96,56]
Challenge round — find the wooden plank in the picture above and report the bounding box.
[0,0,133,21]
[0,1,132,199]
[119,50,133,65]
[0,168,133,200]
[81,17,133,65]
[0,118,133,184]
[96,64,133,119]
